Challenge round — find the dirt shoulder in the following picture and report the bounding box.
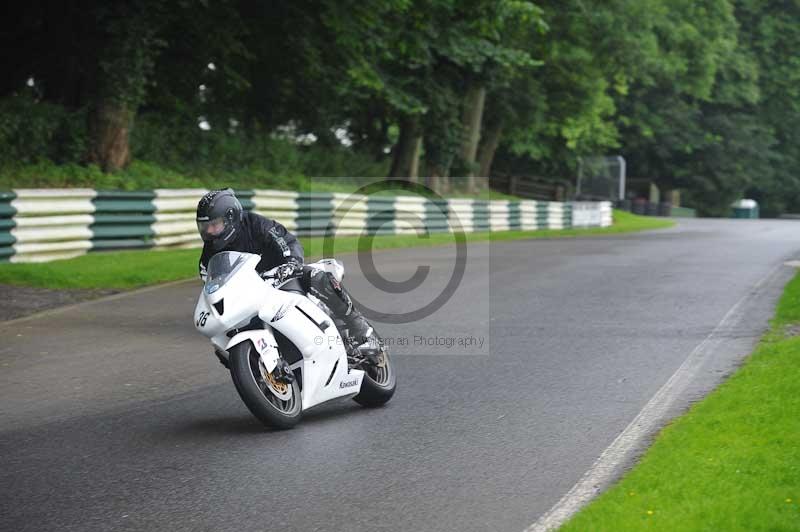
[0,284,120,321]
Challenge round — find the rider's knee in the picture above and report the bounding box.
[303,266,341,295]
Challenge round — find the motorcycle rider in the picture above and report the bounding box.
[196,188,378,354]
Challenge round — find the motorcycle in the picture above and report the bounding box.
[194,251,395,429]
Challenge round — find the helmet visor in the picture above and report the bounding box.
[197,217,227,242]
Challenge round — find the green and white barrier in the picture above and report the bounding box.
[0,188,609,263]
[0,192,14,262]
[91,191,156,251]
[152,189,208,248]
[10,189,95,262]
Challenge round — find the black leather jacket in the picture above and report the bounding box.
[199,211,304,280]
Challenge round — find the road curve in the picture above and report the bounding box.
[1,219,798,532]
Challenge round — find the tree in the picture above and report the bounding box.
[613,0,749,212]
[489,0,662,180]
[733,0,800,216]
[86,2,165,171]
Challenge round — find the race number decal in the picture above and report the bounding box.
[196,311,209,327]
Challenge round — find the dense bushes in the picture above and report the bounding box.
[0,93,88,167]
[0,97,390,191]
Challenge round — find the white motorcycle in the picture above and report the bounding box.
[194,251,395,429]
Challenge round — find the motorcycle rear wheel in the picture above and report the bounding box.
[353,349,396,407]
[229,341,302,429]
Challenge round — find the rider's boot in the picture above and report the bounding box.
[342,307,382,357]
[304,267,381,357]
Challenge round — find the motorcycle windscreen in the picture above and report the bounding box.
[205,251,248,294]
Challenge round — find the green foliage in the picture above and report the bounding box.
[0,94,88,166]
[131,113,389,181]
[736,0,800,216]
[0,155,386,193]
[595,0,785,215]
[93,2,166,109]
[0,99,390,190]
[4,0,800,215]
[495,0,659,174]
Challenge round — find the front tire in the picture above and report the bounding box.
[353,349,396,407]
[229,342,302,429]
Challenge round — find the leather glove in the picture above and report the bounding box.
[274,258,303,283]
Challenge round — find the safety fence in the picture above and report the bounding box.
[0,189,610,262]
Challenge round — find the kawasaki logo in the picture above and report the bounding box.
[270,305,289,322]
[339,379,359,389]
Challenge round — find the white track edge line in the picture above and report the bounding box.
[525,261,787,532]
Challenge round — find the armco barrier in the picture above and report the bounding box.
[152,189,208,248]
[0,189,603,263]
[91,191,156,251]
[10,189,95,262]
[0,192,15,261]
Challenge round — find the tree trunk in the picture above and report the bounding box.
[389,116,422,180]
[87,99,134,172]
[460,82,486,192]
[84,4,163,173]
[425,164,447,195]
[477,119,504,179]
[440,174,451,194]
[422,118,456,194]
[408,136,422,183]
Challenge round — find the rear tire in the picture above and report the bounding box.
[353,349,396,407]
[229,341,302,429]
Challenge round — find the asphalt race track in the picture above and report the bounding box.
[1,219,798,532]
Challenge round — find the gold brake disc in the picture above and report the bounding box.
[261,364,289,395]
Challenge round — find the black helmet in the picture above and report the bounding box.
[196,189,243,252]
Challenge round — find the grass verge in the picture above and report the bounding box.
[560,271,800,531]
[0,210,672,290]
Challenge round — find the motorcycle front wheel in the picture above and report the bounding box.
[229,341,302,429]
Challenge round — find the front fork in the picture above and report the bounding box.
[272,358,295,384]
[214,347,230,369]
